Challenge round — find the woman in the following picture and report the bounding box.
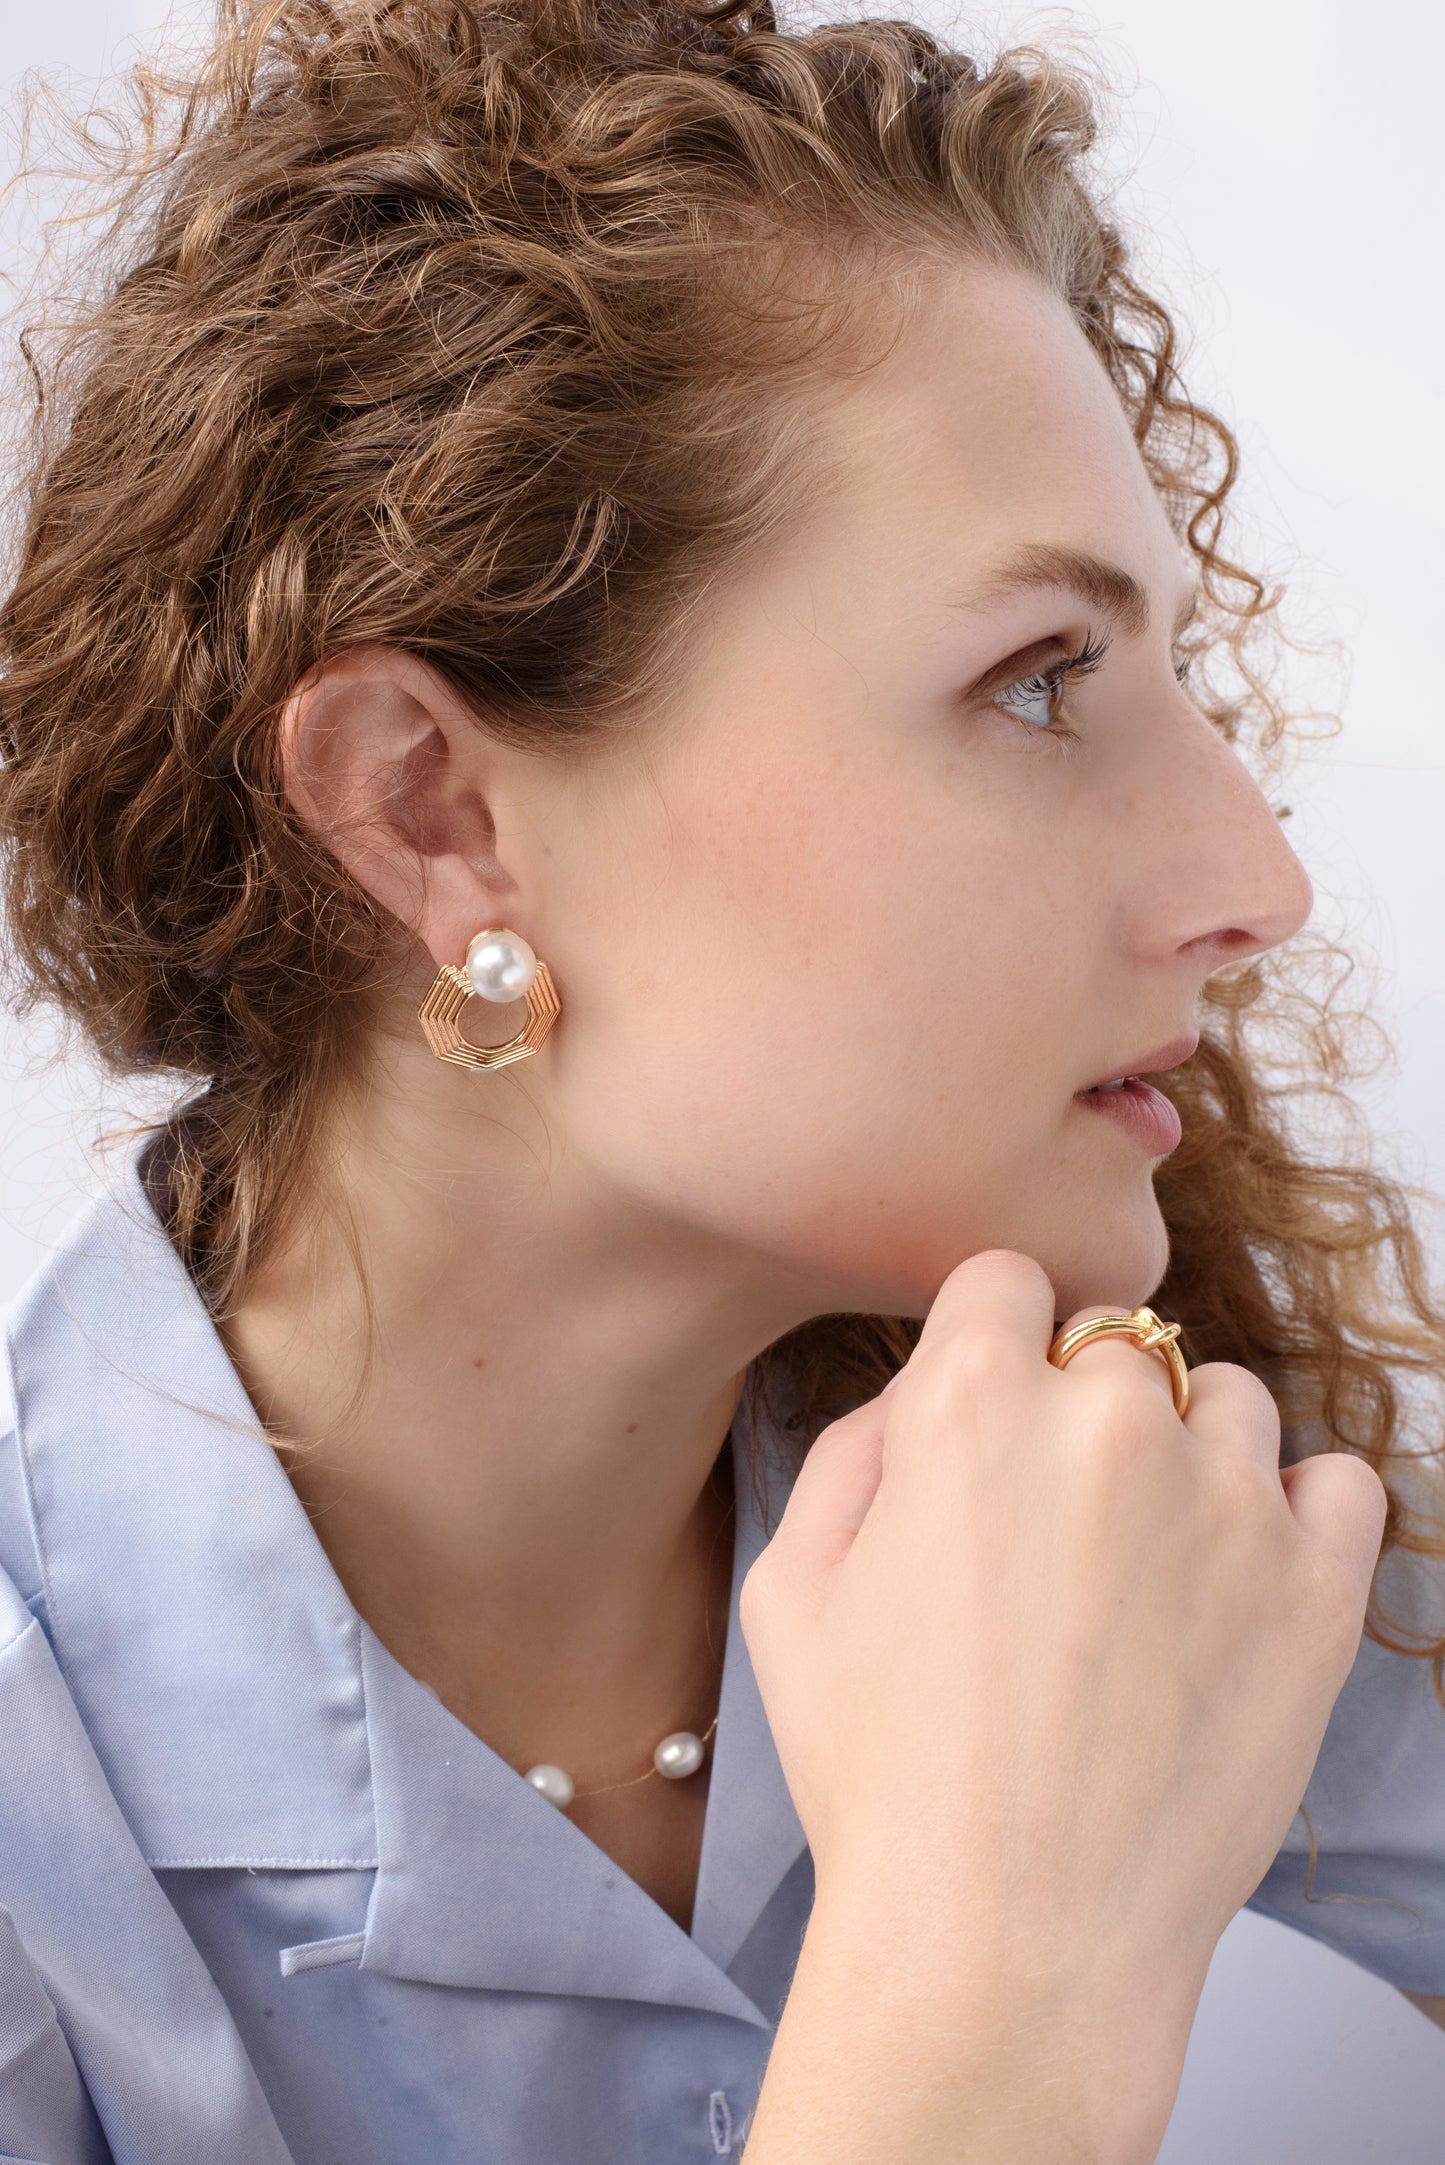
[0,0,1441,2158]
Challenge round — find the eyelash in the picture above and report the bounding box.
[991,632,1194,740]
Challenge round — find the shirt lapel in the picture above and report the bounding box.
[358,1619,766,2025]
[357,1391,811,2026]
[3,1158,377,1871]
[689,1407,811,1977]
[4,1143,814,2027]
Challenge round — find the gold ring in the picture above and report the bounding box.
[1047,1305,1190,1418]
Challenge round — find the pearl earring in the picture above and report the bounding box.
[419,925,561,1073]
[465,926,537,1003]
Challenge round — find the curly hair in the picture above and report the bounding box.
[4,0,1445,1822]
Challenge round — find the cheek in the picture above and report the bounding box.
[557,750,1096,1274]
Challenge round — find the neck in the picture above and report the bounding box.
[212,1062,822,1770]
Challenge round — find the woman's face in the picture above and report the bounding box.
[498,259,1313,1321]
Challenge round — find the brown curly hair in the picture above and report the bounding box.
[4,0,1445,1816]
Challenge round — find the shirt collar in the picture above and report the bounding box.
[3,1144,810,2024]
[355,1443,806,2026]
[4,1147,378,1870]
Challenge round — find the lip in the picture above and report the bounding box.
[1077,1033,1199,1095]
[1075,1077,1183,1156]
[1072,1032,1196,1160]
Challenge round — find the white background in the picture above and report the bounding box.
[4,2,1445,2155]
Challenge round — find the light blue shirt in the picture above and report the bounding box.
[0,1148,1443,2164]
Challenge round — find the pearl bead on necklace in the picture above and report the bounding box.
[516,1412,732,1814]
[523,1714,719,1811]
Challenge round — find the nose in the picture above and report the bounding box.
[1138,706,1313,977]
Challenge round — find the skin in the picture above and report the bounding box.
[218,256,1428,1996]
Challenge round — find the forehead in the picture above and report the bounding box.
[800,256,1184,606]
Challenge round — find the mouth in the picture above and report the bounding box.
[1073,1033,1198,1158]
[1078,1033,1200,1097]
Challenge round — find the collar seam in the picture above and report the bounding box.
[4,1292,69,1689]
[8,1158,383,1868]
[148,1854,380,1869]
[0,1609,39,1667]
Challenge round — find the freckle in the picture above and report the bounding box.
[625,1422,638,1433]
[473,1357,486,1369]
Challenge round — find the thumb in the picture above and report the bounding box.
[768,1393,892,1579]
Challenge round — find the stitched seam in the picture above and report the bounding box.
[147,1854,379,1869]
[4,1311,66,1685]
[352,1600,380,1858]
[0,1614,40,1668]
[279,1931,366,1977]
[708,2091,733,2155]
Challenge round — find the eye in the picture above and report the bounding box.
[990,628,1111,732]
[992,664,1070,730]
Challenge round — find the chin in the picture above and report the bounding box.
[1045,1196,1171,1321]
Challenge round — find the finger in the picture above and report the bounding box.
[766,1399,887,1578]
[1047,1303,1179,1413]
[1280,1452,1388,1610]
[1181,1361,1282,1473]
[905,1248,1059,1386]
[874,1254,1058,1502]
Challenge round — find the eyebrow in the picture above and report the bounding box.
[944,542,1199,640]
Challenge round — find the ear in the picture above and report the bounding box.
[277,645,521,972]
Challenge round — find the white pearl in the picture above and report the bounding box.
[465,927,537,1004]
[653,1731,705,1780]
[523,1762,575,1808]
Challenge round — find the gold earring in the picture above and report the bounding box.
[419,926,561,1073]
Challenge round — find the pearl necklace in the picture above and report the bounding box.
[520,1433,733,1812]
[523,1713,719,1811]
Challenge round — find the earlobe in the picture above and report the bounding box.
[276,644,517,972]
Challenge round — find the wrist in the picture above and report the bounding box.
[747,1886,1200,2165]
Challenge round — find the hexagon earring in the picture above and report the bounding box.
[418,926,561,1073]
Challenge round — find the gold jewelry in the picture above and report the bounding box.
[419,925,561,1073]
[1047,1304,1190,1418]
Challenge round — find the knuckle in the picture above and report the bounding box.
[899,1335,995,1420]
[739,1546,777,1606]
[1207,1447,1279,1526]
[1298,1544,1369,1658]
[1092,1385,1171,1467]
[1344,1453,1390,1516]
[933,1335,999,1407]
[1060,1373,1167,1479]
[737,1556,775,1636]
[1193,1360,1281,1432]
[813,1404,869,1452]
[1071,1354,1174,1433]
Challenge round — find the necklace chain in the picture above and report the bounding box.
[569,1711,720,1802]
[522,1447,734,1810]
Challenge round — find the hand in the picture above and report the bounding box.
[741,1248,1387,2048]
